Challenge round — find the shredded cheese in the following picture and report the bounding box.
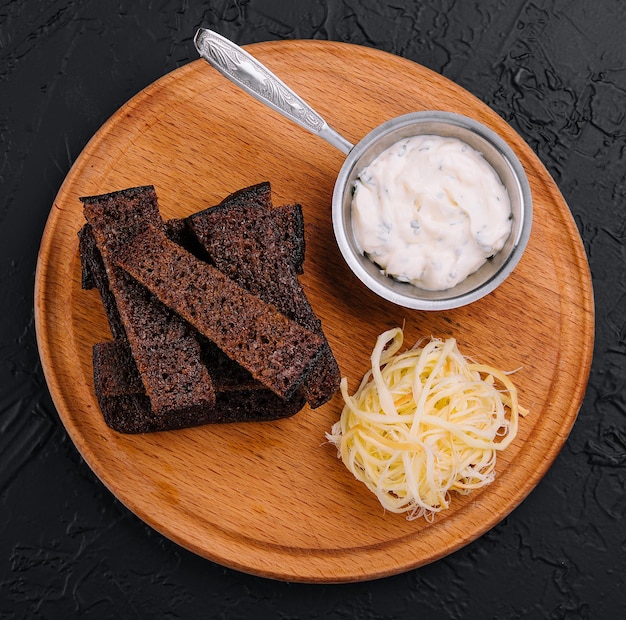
[326,328,525,521]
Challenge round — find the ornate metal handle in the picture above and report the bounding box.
[194,28,354,155]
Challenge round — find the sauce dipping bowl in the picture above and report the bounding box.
[194,30,531,311]
[332,111,532,311]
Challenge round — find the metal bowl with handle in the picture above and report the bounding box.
[194,28,532,311]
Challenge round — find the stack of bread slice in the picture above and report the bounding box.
[78,182,340,433]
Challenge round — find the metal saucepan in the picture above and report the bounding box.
[193,28,532,310]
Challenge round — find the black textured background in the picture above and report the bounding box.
[2,1,625,618]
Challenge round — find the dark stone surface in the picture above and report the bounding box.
[1,1,625,617]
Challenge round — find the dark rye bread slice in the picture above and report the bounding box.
[222,182,305,273]
[189,182,306,274]
[78,223,97,291]
[169,201,305,274]
[171,183,304,273]
[92,339,159,433]
[78,223,126,340]
[79,208,311,431]
[79,219,268,393]
[188,186,340,408]
[114,223,326,400]
[79,219,193,292]
[78,199,310,407]
[93,339,305,433]
[81,186,217,415]
[79,218,195,296]
[82,219,305,431]
[79,201,305,292]
[189,195,312,322]
[80,220,191,344]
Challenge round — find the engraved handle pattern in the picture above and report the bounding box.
[194,28,354,154]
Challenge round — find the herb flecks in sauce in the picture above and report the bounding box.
[351,135,512,291]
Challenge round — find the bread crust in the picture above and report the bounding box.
[79,183,340,432]
[115,223,325,400]
[81,186,217,415]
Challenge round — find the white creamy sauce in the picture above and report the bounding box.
[351,134,512,291]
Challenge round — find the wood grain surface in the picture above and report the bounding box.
[34,40,594,583]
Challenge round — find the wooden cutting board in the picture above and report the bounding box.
[35,40,594,583]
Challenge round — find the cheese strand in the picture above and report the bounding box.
[326,328,524,521]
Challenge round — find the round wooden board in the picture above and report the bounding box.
[35,40,594,583]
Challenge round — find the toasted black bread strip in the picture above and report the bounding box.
[79,220,264,389]
[190,200,314,324]
[78,222,127,340]
[114,222,325,400]
[189,182,306,274]
[79,200,305,292]
[188,187,340,408]
[80,220,196,344]
[81,186,217,415]
[79,219,193,291]
[93,339,305,433]
[78,223,97,291]
[78,194,304,414]
[82,216,308,431]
